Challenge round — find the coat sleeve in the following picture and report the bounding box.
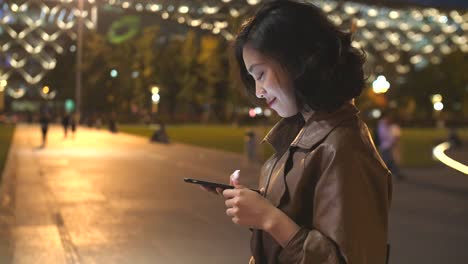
[278,143,391,264]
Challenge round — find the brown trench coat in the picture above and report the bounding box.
[249,103,392,264]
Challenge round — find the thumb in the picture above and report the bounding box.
[230,169,240,186]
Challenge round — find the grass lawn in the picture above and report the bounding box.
[120,124,467,167]
[0,124,15,182]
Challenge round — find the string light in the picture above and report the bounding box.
[1,0,467,92]
[0,0,97,89]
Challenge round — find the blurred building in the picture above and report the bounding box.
[0,0,466,112]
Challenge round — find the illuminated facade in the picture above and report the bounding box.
[0,0,466,101]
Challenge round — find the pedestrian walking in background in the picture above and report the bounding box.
[200,1,392,263]
[70,112,77,138]
[61,112,70,138]
[377,111,405,181]
[39,104,51,147]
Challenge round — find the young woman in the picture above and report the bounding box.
[205,1,392,263]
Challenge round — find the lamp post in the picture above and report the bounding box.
[75,0,84,119]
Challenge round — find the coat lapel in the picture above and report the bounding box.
[262,102,359,208]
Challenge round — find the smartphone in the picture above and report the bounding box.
[184,178,260,193]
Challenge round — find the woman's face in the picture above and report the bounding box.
[242,45,298,118]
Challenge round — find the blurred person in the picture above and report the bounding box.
[390,116,402,167]
[150,121,170,144]
[448,126,462,149]
[95,115,102,129]
[377,112,404,181]
[39,104,51,147]
[108,112,118,133]
[61,112,70,138]
[200,1,392,263]
[70,112,77,138]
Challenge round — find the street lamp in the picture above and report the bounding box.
[76,0,84,120]
[150,85,160,113]
[431,94,444,128]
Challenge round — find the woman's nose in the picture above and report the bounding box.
[255,85,266,99]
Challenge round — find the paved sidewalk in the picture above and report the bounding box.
[0,124,467,264]
[0,124,262,264]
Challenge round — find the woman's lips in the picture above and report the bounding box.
[267,98,276,107]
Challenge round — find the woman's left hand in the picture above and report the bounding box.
[222,185,276,230]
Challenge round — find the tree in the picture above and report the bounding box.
[132,26,160,118]
[177,30,201,118]
[197,35,225,122]
[397,51,468,123]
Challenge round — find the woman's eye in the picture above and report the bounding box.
[256,72,264,81]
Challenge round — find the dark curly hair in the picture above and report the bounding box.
[234,0,366,112]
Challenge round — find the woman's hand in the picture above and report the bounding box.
[223,184,275,230]
[223,171,301,247]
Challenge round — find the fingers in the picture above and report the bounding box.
[222,188,237,198]
[199,185,222,196]
[226,207,237,217]
[225,196,238,208]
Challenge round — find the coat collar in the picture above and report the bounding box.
[263,101,359,152]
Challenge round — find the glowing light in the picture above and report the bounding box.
[421,24,431,32]
[433,102,444,111]
[229,8,239,17]
[162,12,169,19]
[42,86,50,94]
[190,19,201,27]
[178,6,189,14]
[433,142,468,174]
[110,69,118,78]
[389,11,400,19]
[399,22,410,31]
[152,94,160,103]
[431,94,442,103]
[11,4,19,12]
[356,18,367,27]
[149,4,161,12]
[0,80,7,87]
[439,15,448,23]
[249,109,257,118]
[264,109,272,117]
[135,4,143,12]
[151,86,159,94]
[202,6,219,14]
[254,107,262,115]
[410,55,422,65]
[370,109,382,119]
[368,8,378,17]
[247,0,261,5]
[372,75,390,94]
